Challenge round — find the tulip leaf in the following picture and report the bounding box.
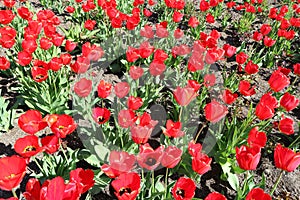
[227,173,239,191]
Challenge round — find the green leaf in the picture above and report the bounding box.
[227,173,239,191]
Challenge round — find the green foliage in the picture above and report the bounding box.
[0,91,16,133]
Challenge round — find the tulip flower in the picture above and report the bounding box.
[137,143,164,171]
[101,151,136,178]
[221,89,238,104]
[0,156,27,191]
[236,145,261,170]
[278,116,294,135]
[246,188,271,200]
[274,144,300,172]
[205,192,227,200]
[14,135,41,158]
[280,92,299,112]
[204,100,228,123]
[51,114,77,138]
[247,127,267,148]
[111,173,141,200]
[18,110,48,135]
[114,82,130,98]
[74,78,92,97]
[172,177,196,200]
[163,120,185,138]
[268,70,290,92]
[192,152,212,175]
[92,107,111,125]
[161,146,182,168]
[97,80,112,99]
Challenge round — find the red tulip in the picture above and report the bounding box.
[42,176,66,200]
[14,135,41,158]
[200,0,210,11]
[140,25,154,38]
[84,19,96,30]
[223,44,236,58]
[173,85,197,106]
[173,11,184,23]
[0,10,15,25]
[263,36,276,47]
[192,152,212,175]
[70,56,90,74]
[41,135,59,154]
[39,37,53,50]
[126,47,140,63]
[161,146,182,168]
[43,114,59,127]
[280,92,299,112]
[69,168,95,194]
[49,57,63,71]
[239,80,256,96]
[18,51,32,66]
[101,151,136,178]
[66,6,75,13]
[127,96,143,110]
[188,53,204,71]
[174,29,184,39]
[163,120,185,138]
[245,60,259,74]
[114,82,130,98]
[247,127,267,148]
[74,78,92,97]
[129,65,144,80]
[236,145,261,170]
[236,52,248,64]
[172,177,196,200]
[0,26,17,49]
[31,66,48,82]
[245,188,271,200]
[111,172,141,200]
[221,89,238,104]
[188,16,199,27]
[293,63,300,76]
[97,80,112,98]
[149,61,166,76]
[139,41,154,59]
[118,109,137,128]
[204,100,228,123]
[3,0,16,7]
[278,116,294,135]
[137,143,164,171]
[253,31,263,41]
[268,70,290,92]
[156,23,169,38]
[205,192,227,200]
[0,56,10,70]
[260,24,272,35]
[92,107,111,124]
[23,178,41,200]
[188,142,202,157]
[274,144,300,172]
[204,74,216,87]
[18,110,47,134]
[206,13,215,23]
[65,40,77,52]
[22,38,37,54]
[0,156,27,191]
[51,114,77,138]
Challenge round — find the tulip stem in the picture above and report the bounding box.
[12,188,17,198]
[194,123,207,143]
[289,134,300,148]
[152,170,155,193]
[178,107,183,121]
[270,170,284,196]
[141,169,145,200]
[59,139,69,165]
[164,168,169,199]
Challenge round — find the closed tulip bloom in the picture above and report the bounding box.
[163,120,185,138]
[293,63,300,75]
[236,52,248,64]
[247,127,267,148]
[204,100,228,123]
[161,146,182,168]
[0,56,10,70]
[223,44,236,58]
[268,70,290,92]
[246,188,271,200]
[74,78,92,97]
[274,144,300,172]
[118,109,137,128]
[260,24,272,35]
[192,152,212,175]
[278,116,294,135]
[173,86,198,106]
[127,96,143,110]
[245,60,259,74]
[236,145,261,170]
[280,92,299,112]
[114,82,130,98]
[172,177,196,200]
[97,80,112,98]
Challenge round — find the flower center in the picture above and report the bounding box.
[98,116,105,123]
[23,145,37,152]
[145,157,157,166]
[176,188,185,197]
[119,187,132,196]
[5,173,16,179]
